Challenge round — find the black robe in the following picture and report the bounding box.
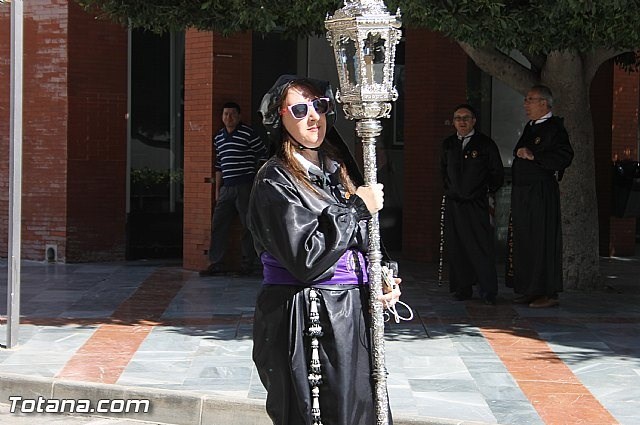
[248,156,390,425]
[506,116,574,296]
[441,131,504,298]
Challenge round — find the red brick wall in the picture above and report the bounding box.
[402,29,468,262]
[609,65,638,256]
[0,4,10,251]
[0,1,69,261]
[66,1,128,261]
[592,61,638,257]
[182,31,252,271]
[183,30,215,271]
[0,1,127,262]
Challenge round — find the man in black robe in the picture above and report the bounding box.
[441,104,504,304]
[507,85,574,308]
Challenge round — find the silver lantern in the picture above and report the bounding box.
[326,2,401,425]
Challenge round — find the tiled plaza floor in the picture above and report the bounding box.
[1,252,639,425]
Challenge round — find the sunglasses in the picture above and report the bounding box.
[282,98,331,119]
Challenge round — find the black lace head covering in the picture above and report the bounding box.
[259,75,337,152]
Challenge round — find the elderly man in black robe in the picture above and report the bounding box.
[441,104,504,305]
[507,85,574,308]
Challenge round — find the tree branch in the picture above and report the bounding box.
[522,52,546,74]
[583,48,628,84]
[458,42,538,95]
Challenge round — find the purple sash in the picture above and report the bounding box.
[261,251,368,286]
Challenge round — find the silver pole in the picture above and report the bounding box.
[356,118,388,425]
[7,0,24,349]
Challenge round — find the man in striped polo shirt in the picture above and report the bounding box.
[200,102,267,276]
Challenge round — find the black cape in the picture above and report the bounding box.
[248,156,391,425]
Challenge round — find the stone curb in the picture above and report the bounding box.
[0,373,496,425]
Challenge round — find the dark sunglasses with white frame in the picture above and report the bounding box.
[282,97,331,119]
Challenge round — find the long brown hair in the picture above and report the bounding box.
[278,80,357,197]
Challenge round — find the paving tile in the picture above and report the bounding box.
[2,255,640,425]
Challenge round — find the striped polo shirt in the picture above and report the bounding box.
[214,123,267,186]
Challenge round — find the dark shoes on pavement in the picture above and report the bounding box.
[239,265,263,277]
[200,263,262,277]
[512,294,536,304]
[453,292,472,301]
[482,294,497,305]
[513,294,559,308]
[199,263,225,276]
[528,296,559,308]
[452,292,497,305]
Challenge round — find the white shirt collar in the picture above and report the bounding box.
[457,129,475,140]
[293,151,320,174]
[534,111,553,124]
[293,152,339,177]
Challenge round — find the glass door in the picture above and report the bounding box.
[127,29,184,259]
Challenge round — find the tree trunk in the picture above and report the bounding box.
[544,52,600,290]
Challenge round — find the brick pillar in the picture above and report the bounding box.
[183,30,215,271]
[182,31,252,271]
[592,62,614,256]
[593,61,638,257]
[1,1,126,262]
[1,1,70,261]
[0,4,10,251]
[609,65,638,256]
[402,30,468,262]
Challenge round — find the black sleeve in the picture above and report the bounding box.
[534,125,574,172]
[248,171,369,283]
[486,139,505,193]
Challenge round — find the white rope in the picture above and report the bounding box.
[307,289,323,425]
[383,300,414,323]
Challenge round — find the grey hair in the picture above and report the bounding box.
[530,85,554,108]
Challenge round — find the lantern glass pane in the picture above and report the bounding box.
[338,36,358,86]
[363,33,386,85]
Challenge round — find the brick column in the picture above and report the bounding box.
[1,1,127,262]
[182,31,252,271]
[592,62,614,256]
[0,4,10,250]
[402,30,468,262]
[183,30,215,271]
[593,61,638,257]
[609,65,638,256]
[1,1,70,261]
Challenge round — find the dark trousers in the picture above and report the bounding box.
[445,196,498,298]
[208,183,255,266]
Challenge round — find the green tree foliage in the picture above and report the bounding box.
[78,0,640,289]
[396,1,640,53]
[77,0,342,36]
[78,0,640,51]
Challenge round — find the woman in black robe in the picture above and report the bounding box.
[249,75,401,425]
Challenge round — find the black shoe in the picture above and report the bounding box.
[513,294,535,304]
[529,296,559,308]
[482,294,497,305]
[199,263,225,276]
[453,292,472,301]
[240,268,263,277]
